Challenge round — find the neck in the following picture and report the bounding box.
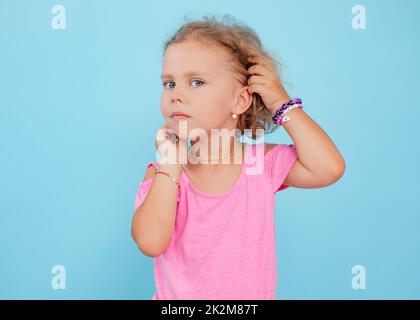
[188,134,243,164]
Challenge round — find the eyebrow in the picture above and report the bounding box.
[160,71,211,80]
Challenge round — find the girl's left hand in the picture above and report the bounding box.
[247,55,291,113]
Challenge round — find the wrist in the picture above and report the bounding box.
[156,163,183,176]
[271,97,304,126]
[268,95,291,113]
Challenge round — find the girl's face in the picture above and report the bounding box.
[160,40,251,142]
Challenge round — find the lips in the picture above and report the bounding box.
[171,112,190,118]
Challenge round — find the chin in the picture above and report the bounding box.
[168,121,190,141]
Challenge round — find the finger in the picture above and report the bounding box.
[247,55,272,69]
[247,64,271,77]
[166,129,178,138]
[162,125,176,136]
[157,125,176,141]
[247,83,265,94]
[247,55,264,66]
[247,75,267,86]
[248,55,276,72]
[168,133,179,144]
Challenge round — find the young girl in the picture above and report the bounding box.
[131,16,345,300]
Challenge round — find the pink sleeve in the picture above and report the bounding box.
[265,143,298,192]
[134,162,181,211]
[134,178,153,211]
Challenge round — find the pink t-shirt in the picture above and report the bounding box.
[134,142,298,300]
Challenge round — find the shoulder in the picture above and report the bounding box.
[264,143,292,158]
[262,143,298,171]
[263,143,296,156]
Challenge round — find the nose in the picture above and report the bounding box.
[169,87,185,104]
[171,96,182,104]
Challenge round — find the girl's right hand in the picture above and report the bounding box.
[155,124,189,166]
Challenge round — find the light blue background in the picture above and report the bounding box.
[1,0,419,299]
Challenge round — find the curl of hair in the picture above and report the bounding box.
[162,14,288,140]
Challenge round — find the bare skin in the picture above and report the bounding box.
[131,39,346,257]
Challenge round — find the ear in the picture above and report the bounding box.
[232,86,253,115]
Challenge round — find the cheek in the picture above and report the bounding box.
[193,94,231,128]
[197,87,230,114]
[160,97,171,119]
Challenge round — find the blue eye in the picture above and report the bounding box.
[163,81,175,89]
[192,79,205,87]
[162,79,205,89]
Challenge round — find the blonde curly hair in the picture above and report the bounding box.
[162,14,286,140]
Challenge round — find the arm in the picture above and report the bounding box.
[131,163,182,257]
[247,55,345,189]
[269,97,346,188]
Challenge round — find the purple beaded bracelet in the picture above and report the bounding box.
[272,97,303,126]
